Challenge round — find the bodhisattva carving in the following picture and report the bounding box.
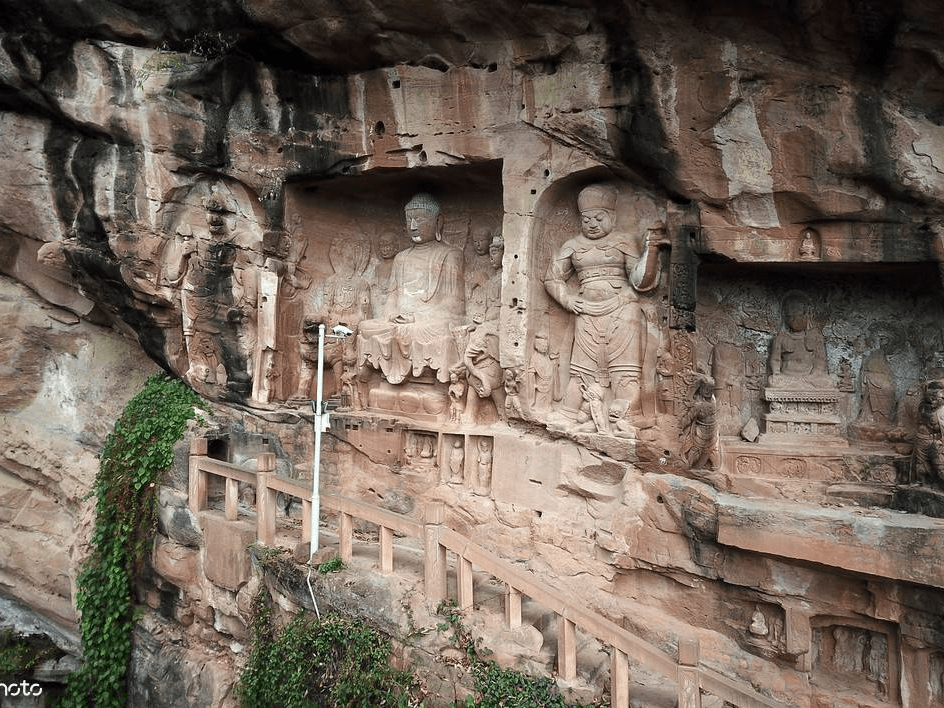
[294,238,371,400]
[448,370,467,423]
[372,231,401,319]
[358,193,465,384]
[449,233,506,424]
[503,367,524,419]
[543,183,668,434]
[466,225,498,311]
[179,194,256,398]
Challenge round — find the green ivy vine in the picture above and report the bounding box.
[62,374,203,708]
[237,588,420,707]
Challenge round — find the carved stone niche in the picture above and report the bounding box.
[809,616,900,706]
[280,162,504,426]
[528,168,671,440]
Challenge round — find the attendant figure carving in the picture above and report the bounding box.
[448,371,467,423]
[857,341,895,427]
[911,379,944,485]
[465,226,496,308]
[473,438,493,494]
[526,330,558,413]
[679,372,722,470]
[358,193,465,384]
[543,183,668,432]
[503,368,524,419]
[294,238,371,400]
[371,231,401,319]
[180,194,255,398]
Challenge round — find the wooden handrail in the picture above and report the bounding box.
[187,447,790,708]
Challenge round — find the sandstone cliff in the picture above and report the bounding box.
[1,1,944,707]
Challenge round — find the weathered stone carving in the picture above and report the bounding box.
[179,193,257,398]
[472,436,493,495]
[293,238,371,401]
[370,231,402,320]
[858,345,896,428]
[798,227,820,261]
[911,379,944,485]
[526,329,558,414]
[358,193,465,384]
[543,183,669,434]
[762,291,844,444]
[679,371,722,469]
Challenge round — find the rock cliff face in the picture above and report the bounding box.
[2,1,944,706]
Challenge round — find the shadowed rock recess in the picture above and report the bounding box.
[3,0,944,705]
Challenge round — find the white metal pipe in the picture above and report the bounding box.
[310,323,326,561]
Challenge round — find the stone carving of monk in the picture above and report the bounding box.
[543,183,666,428]
[357,193,465,384]
[768,291,830,389]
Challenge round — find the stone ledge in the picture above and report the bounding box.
[717,497,944,589]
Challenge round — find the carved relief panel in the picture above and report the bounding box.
[527,171,672,439]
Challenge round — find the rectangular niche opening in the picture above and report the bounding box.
[809,617,899,704]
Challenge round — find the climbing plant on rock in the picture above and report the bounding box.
[62,374,203,708]
[237,588,420,707]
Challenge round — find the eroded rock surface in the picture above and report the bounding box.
[1,1,944,706]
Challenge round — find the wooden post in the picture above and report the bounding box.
[557,616,577,681]
[339,511,353,563]
[458,556,473,609]
[610,647,630,708]
[256,453,277,546]
[505,585,522,629]
[677,637,702,708]
[423,502,446,605]
[188,438,208,514]
[380,525,394,574]
[224,477,239,521]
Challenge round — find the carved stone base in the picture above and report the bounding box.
[759,386,847,447]
[367,378,449,422]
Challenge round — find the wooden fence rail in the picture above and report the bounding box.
[187,440,789,708]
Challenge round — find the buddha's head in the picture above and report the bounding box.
[404,193,443,244]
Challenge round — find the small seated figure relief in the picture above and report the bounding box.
[543,183,669,434]
[473,437,493,495]
[679,372,722,469]
[526,330,558,413]
[798,227,819,261]
[768,291,831,390]
[357,193,465,384]
[910,379,944,485]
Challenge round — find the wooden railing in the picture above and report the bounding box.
[187,439,790,708]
